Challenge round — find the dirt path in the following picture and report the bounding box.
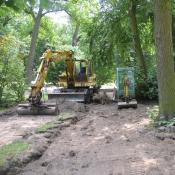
[18,104,175,175]
[0,115,56,147]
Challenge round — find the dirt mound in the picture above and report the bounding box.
[58,101,89,113]
[93,90,111,104]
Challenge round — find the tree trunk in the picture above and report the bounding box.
[129,0,147,77]
[154,0,175,119]
[72,23,80,47]
[0,87,3,104]
[26,8,43,84]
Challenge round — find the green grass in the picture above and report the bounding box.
[57,112,73,121]
[37,112,74,134]
[36,122,57,133]
[37,112,72,133]
[0,141,29,166]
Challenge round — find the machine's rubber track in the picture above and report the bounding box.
[48,91,86,103]
[117,100,137,109]
[48,88,94,103]
[17,103,58,115]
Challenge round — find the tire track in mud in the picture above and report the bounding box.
[126,161,145,175]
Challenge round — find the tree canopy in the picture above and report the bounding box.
[0,0,175,119]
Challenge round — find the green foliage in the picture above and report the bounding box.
[95,65,116,85]
[86,0,156,88]
[65,0,99,25]
[156,118,175,127]
[147,106,175,127]
[135,66,158,100]
[0,0,159,102]
[0,34,26,106]
[86,3,132,85]
[0,0,25,11]
[46,62,65,84]
[36,122,57,133]
[57,112,73,121]
[36,19,72,83]
[0,141,29,166]
[147,105,159,124]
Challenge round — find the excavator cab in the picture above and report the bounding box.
[57,59,95,88]
[75,60,87,81]
[48,59,96,103]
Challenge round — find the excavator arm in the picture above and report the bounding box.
[17,49,73,115]
[29,49,73,105]
[17,48,97,115]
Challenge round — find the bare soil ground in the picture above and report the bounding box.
[0,114,56,147]
[12,103,175,175]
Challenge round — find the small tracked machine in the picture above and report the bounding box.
[114,67,137,109]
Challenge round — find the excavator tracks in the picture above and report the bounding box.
[17,103,58,115]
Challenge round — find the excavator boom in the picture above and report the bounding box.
[17,49,73,115]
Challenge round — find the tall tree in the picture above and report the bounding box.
[65,0,99,48]
[24,0,66,84]
[154,0,175,119]
[72,23,80,46]
[25,3,43,85]
[129,0,147,77]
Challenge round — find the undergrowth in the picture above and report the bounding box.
[0,141,29,166]
[147,106,175,127]
[36,122,57,133]
[37,112,73,133]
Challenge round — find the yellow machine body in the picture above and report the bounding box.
[17,49,97,115]
[58,59,96,88]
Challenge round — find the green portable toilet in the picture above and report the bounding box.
[115,67,137,108]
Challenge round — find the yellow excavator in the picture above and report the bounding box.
[17,49,97,115]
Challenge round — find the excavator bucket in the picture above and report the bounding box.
[48,89,91,103]
[17,102,58,115]
[48,92,86,102]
